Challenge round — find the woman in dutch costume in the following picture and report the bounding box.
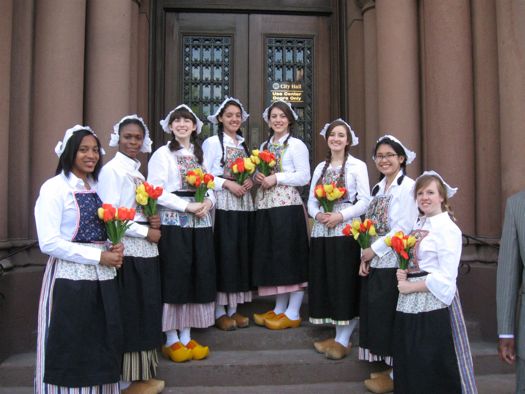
[203,97,255,331]
[34,126,124,394]
[358,135,418,394]
[252,100,311,330]
[148,104,216,363]
[308,119,370,359]
[97,115,164,394]
[393,171,477,394]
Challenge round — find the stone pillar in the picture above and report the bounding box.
[346,1,366,161]
[85,0,134,149]
[496,0,525,204]
[472,0,501,237]
[8,0,34,239]
[421,0,475,233]
[31,0,86,237]
[362,1,379,176]
[0,0,13,240]
[376,0,420,178]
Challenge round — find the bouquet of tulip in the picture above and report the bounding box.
[250,149,276,176]
[185,168,215,202]
[136,182,163,216]
[342,218,377,249]
[97,203,136,244]
[230,157,256,184]
[314,182,347,213]
[384,231,417,270]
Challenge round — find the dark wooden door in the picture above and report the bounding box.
[161,11,331,165]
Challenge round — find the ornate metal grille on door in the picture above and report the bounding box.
[266,37,314,165]
[182,36,232,138]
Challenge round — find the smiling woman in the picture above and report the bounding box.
[97,115,165,394]
[34,125,123,394]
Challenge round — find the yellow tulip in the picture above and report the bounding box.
[395,231,405,238]
[186,175,196,185]
[136,193,148,206]
[323,183,334,193]
[244,158,256,173]
[268,160,276,167]
[385,236,392,247]
[252,149,259,156]
[352,230,360,240]
[136,184,145,194]
[207,181,215,189]
[352,219,361,231]
[369,225,377,236]
[232,164,239,174]
[407,235,416,247]
[97,207,105,220]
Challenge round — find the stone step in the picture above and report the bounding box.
[0,375,516,394]
[192,322,339,351]
[0,341,513,388]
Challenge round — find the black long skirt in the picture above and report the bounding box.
[214,209,255,292]
[117,254,163,352]
[308,236,360,323]
[359,267,398,357]
[393,307,462,394]
[252,205,309,287]
[158,225,216,304]
[44,277,122,387]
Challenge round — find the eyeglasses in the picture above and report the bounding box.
[374,153,398,161]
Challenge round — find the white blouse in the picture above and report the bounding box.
[370,171,419,257]
[34,172,102,265]
[97,152,149,239]
[260,134,310,187]
[416,212,462,306]
[307,157,371,222]
[202,133,247,191]
[147,143,216,212]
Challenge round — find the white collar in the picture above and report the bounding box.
[271,133,290,145]
[115,151,141,172]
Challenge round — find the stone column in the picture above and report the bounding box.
[8,0,34,239]
[496,0,525,204]
[85,0,134,149]
[376,0,420,177]
[421,0,475,233]
[346,1,366,161]
[472,0,501,237]
[0,0,13,240]
[362,1,379,176]
[31,0,86,237]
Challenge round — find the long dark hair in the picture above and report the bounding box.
[55,129,103,180]
[167,107,204,164]
[316,120,351,187]
[216,100,250,167]
[371,137,408,196]
[262,101,295,150]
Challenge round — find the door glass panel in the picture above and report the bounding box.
[182,35,232,138]
[266,37,314,167]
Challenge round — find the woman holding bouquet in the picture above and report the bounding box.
[97,115,164,394]
[393,171,476,394]
[203,97,255,331]
[358,135,418,393]
[34,126,123,393]
[307,119,370,360]
[148,104,216,363]
[251,100,310,330]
